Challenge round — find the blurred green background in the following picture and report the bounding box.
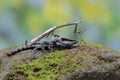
[0,0,120,50]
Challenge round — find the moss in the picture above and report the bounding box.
[0,69,3,74]
[2,43,120,80]
[3,73,15,80]
[4,51,85,80]
[83,42,106,49]
[4,50,102,80]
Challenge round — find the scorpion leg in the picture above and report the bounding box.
[32,46,40,54]
[50,45,53,52]
[48,43,53,52]
[33,43,43,54]
[41,47,47,54]
[31,46,43,59]
[31,47,38,59]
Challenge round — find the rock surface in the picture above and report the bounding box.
[0,43,120,80]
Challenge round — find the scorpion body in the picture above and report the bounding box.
[6,38,77,56]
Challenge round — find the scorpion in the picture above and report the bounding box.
[6,21,86,56]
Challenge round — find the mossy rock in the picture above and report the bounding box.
[1,43,120,80]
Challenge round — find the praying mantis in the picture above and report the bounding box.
[6,20,86,56]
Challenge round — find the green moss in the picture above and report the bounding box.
[3,43,120,80]
[4,51,89,80]
[83,43,106,49]
[92,44,105,48]
[0,69,3,74]
[0,59,2,73]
